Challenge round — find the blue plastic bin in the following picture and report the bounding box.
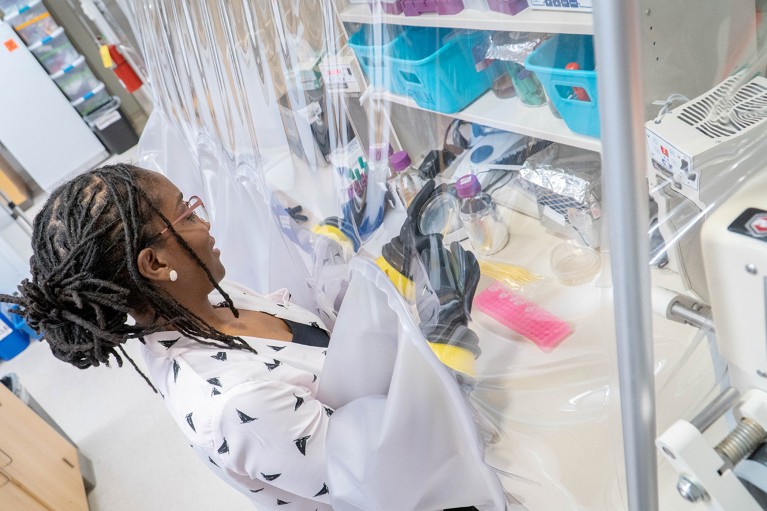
[386,27,496,113]
[525,34,600,138]
[0,312,30,361]
[348,24,404,88]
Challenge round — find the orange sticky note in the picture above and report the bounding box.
[3,39,18,52]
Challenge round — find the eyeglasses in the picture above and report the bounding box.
[159,196,210,236]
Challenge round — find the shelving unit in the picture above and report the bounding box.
[374,89,601,152]
[340,3,593,34]
[341,2,600,154]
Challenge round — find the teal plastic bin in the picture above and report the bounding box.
[386,27,496,113]
[348,24,404,88]
[525,34,600,138]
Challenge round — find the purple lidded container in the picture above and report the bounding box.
[454,174,481,199]
[487,0,528,15]
[389,151,412,173]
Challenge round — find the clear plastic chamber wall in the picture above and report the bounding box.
[113,0,767,509]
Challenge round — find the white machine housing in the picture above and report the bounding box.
[647,73,767,301]
[657,169,767,510]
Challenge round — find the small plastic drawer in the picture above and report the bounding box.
[51,55,101,101]
[5,1,59,45]
[29,27,78,75]
[71,83,111,117]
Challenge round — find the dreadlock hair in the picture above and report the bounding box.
[0,163,258,392]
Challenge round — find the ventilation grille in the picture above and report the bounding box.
[677,76,767,139]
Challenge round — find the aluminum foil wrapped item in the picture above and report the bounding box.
[516,143,602,247]
[484,32,548,65]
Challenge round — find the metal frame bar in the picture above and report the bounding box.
[593,1,658,510]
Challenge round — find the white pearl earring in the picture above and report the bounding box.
[169,270,178,282]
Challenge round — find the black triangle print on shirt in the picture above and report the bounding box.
[186,412,195,432]
[211,388,221,397]
[324,407,334,417]
[159,337,180,349]
[314,483,329,497]
[208,456,219,467]
[173,360,180,382]
[264,359,281,371]
[310,321,320,328]
[294,435,311,455]
[207,377,222,387]
[293,394,304,411]
[312,374,317,383]
[261,472,281,481]
[211,351,227,361]
[277,499,290,505]
[268,345,286,352]
[217,439,229,455]
[237,409,257,423]
[250,488,264,493]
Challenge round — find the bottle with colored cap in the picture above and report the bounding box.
[389,150,425,208]
[455,174,509,255]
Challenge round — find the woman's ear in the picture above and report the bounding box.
[137,247,171,282]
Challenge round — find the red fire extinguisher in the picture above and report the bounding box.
[103,44,143,93]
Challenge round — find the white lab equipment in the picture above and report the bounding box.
[657,167,767,509]
[647,73,767,302]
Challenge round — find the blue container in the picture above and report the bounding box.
[386,27,496,113]
[525,34,600,138]
[348,24,404,88]
[0,312,30,361]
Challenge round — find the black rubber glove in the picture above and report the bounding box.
[416,237,482,359]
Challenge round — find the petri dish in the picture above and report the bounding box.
[550,241,601,286]
[418,192,461,236]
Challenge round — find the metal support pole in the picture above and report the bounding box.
[592,2,658,510]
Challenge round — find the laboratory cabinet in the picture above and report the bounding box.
[0,383,89,511]
[115,1,767,510]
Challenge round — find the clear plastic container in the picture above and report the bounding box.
[29,27,78,75]
[549,241,601,285]
[507,62,547,107]
[71,83,111,117]
[51,55,101,101]
[7,2,59,46]
[388,151,425,208]
[455,173,509,255]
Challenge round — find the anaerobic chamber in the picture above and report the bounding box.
[110,0,767,509]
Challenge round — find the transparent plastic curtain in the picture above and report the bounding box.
[110,0,736,509]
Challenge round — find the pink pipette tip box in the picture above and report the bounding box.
[474,281,572,352]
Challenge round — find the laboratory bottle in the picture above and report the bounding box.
[455,174,509,256]
[389,151,425,208]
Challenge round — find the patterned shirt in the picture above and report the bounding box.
[141,280,334,510]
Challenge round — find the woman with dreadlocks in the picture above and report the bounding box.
[0,163,335,510]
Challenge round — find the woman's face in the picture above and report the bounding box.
[145,173,225,289]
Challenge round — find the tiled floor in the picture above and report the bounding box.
[0,147,254,510]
